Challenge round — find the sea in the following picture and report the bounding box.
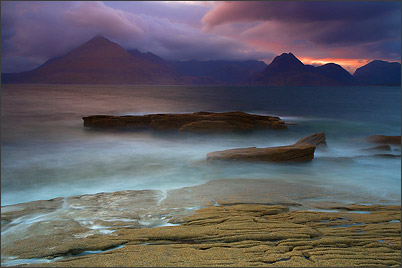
[1,84,401,206]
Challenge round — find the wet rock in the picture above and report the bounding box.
[2,179,399,267]
[360,144,392,152]
[207,144,316,162]
[364,135,401,146]
[206,133,327,163]
[24,204,400,267]
[0,190,170,261]
[83,111,287,132]
[179,120,254,133]
[355,153,401,159]
[295,132,327,147]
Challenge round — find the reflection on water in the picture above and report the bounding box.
[1,84,401,206]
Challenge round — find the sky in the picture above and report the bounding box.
[1,1,401,73]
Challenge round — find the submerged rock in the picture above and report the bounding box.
[364,135,401,146]
[206,132,326,163]
[82,111,287,132]
[360,144,392,152]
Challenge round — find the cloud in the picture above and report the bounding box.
[203,1,400,28]
[2,1,399,73]
[64,2,144,40]
[1,1,267,73]
[202,1,401,66]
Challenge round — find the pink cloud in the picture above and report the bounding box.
[201,1,401,65]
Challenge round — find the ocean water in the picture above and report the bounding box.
[1,84,401,206]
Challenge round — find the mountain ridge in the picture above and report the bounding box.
[353,60,401,86]
[248,52,357,86]
[2,36,400,86]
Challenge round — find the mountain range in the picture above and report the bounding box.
[2,35,400,86]
[249,52,358,86]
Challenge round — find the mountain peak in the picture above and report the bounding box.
[266,52,305,73]
[69,35,127,57]
[84,35,114,46]
[354,60,401,85]
[277,52,298,60]
[279,52,295,57]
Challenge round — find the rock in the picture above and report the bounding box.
[24,203,401,267]
[206,133,327,163]
[207,144,315,163]
[83,115,152,129]
[360,144,392,152]
[270,120,288,129]
[361,154,401,158]
[295,132,327,147]
[364,135,401,146]
[83,111,287,133]
[2,179,400,267]
[179,120,254,133]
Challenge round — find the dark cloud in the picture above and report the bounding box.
[203,1,400,27]
[1,1,267,73]
[2,1,400,73]
[202,1,401,65]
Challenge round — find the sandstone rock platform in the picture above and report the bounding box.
[82,111,287,132]
[15,203,401,267]
[206,133,326,163]
[2,178,400,267]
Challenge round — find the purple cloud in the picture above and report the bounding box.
[1,1,268,73]
[202,1,401,62]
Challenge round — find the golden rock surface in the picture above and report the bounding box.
[22,204,400,267]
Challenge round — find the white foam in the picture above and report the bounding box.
[157,190,167,206]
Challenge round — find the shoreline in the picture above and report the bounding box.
[1,178,400,267]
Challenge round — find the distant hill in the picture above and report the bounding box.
[170,60,267,84]
[248,52,356,86]
[353,60,401,86]
[2,36,399,86]
[315,63,357,85]
[2,36,184,85]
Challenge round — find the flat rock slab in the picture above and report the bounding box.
[1,178,400,267]
[207,144,316,162]
[364,135,401,146]
[23,204,401,267]
[206,132,326,163]
[294,132,327,147]
[1,178,373,265]
[82,111,287,132]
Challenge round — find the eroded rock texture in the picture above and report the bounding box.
[206,133,327,163]
[19,204,401,267]
[82,111,287,132]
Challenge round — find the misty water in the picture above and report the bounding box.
[1,84,401,206]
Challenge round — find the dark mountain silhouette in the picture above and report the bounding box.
[249,52,355,86]
[315,63,357,85]
[128,49,168,65]
[2,35,184,85]
[2,37,399,86]
[170,60,267,84]
[353,60,401,86]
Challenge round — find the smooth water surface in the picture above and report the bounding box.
[1,84,401,205]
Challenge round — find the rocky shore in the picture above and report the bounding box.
[1,179,400,267]
[32,204,400,267]
[82,111,287,132]
[2,119,400,267]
